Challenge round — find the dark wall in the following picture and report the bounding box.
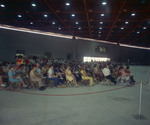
[0,28,150,64]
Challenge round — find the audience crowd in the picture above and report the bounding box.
[0,56,136,90]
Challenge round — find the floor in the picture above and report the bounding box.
[0,66,150,125]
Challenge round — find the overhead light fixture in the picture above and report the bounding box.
[100,22,103,24]
[131,13,135,16]
[98,35,101,37]
[102,2,107,5]
[30,22,33,24]
[99,31,101,33]
[78,27,81,30]
[71,14,75,17]
[52,22,56,25]
[101,14,105,16]
[31,3,36,7]
[137,31,140,34]
[75,22,79,24]
[0,4,5,7]
[44,14,48,17]
[18,15,22,18]
[66,2,70,6]
[121,27,124,30]
[143,27,146,29]
[58,27,61,30]
[125,21,129,24]
[99,27,102,29]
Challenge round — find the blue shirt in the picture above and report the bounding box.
[8,70,20,83]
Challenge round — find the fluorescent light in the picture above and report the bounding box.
[99,27,102,29]
[125,21,129,24]
[121,27,124,30]
[100,22,103,24]
[99,32,101,33]
[98,35,101,37]
[143,27,146,29]
[30,22,33,24]
[78,27,81,30]
[102,2,107,5]
[131,13,135,16]
[52,22,56,25]
[0,4,5,7]
[137,31,140,34]
[44,14,48,17]
[18,15,22,18]
[101,14,104,16]
[71,14,75,17]
[83,57,110,63]
[58,27,61,30]
[31,3,36,7]
[75,22,79,24]
[66,3,70,6]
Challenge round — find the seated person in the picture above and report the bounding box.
[73,67,82,82]
[102,64,116,85]
[48,65,60,87]
[112,66,119,80]
[85,65,93,77]
[30,65,45,90]
[17,64,30,86]
[93,64,103,81]
[65,66,78,87]
[0,64,6,87]
[8,65,27,89]
[42,64,48,77]
[36,63,43,77]
[117,66,130,85]
[80,66,94,86]
[2,62,9,74]
[58,64,66,84]
[125,66,136,85]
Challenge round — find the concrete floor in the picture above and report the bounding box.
[0,66,150,125]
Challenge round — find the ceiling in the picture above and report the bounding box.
[0,0,150,47]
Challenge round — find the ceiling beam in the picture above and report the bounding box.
[119,20,147,43]
[0,19,146,23]
[82,0,92,38]
[43,0,73,36]
[1,10,150,14]
[119,1,150,44]
[129,32,150,45]
[106,0,127,40]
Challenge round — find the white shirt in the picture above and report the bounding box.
[48,68,54,78]
[102,67,111,76]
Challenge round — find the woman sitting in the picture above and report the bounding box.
[8,65,27,90]
[65,66,78,87]
[80,66,94,86]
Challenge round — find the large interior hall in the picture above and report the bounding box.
[0,0,150,125]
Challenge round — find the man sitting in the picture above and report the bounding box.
[48,65,60,87]
[30,65,45,90]
[93,64,103,81]
[102,64,116,85]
